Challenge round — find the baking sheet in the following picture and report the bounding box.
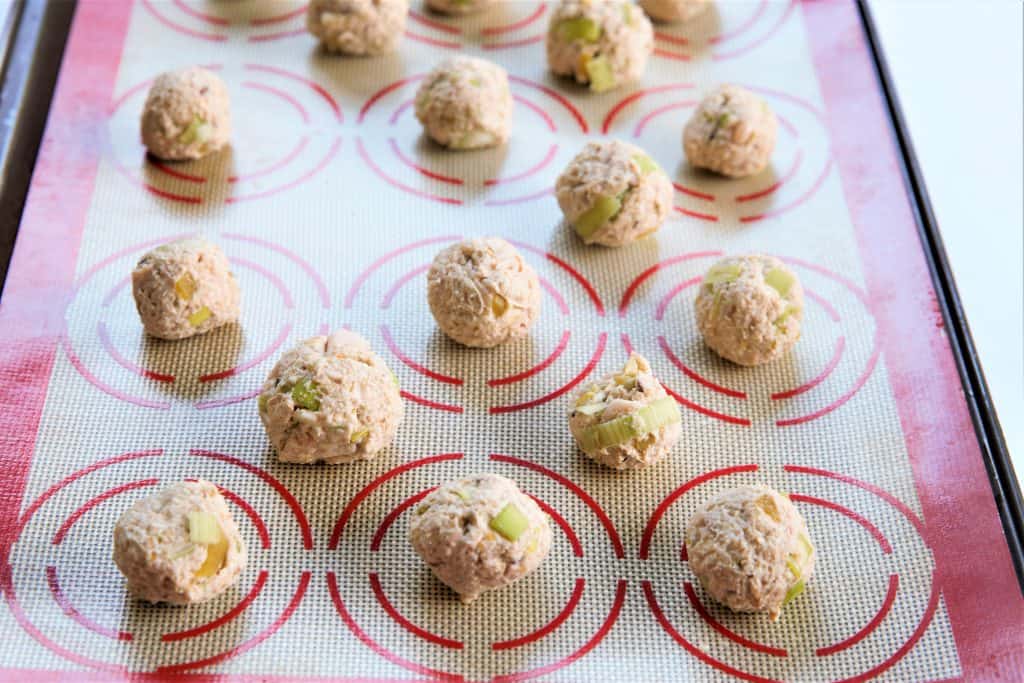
[0,0,1022,680]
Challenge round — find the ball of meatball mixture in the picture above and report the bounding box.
[113,480,247,605]
[639,0,709,23]
[409,473,553,602]
[258,330,404,464]
[415,56,512,150]
[686,485,815,620]
[694,254,803,366]
[569,352,681,470]
[556,140,673,247]
[547,0,653,93]
[683,84,777,178]
[426,0,492,15]
[131,238,241,341]
[306,0,408,55]
[140,67,231,161]
[427,237,541,348]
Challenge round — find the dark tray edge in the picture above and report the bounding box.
[857,0,1024,591]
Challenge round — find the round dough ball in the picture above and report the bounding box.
[639,0,709,23]
[683,84,777,178]
[140,67,231,161]
[556,139,673,247]
[409,473,553,602]
[427,237,541,348]
[686,485,815,620]
[306,0,408,55]
[695,255,804,366]
[426,0,492,15]
[569,352,681,470]
[546,0,653,92]
[131,238,241,340]
[258,330,403,464]
[113,480,246,605]
[414,56,512,150]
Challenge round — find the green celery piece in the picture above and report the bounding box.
[621,2,633,24]
[291,378,321,411]
[573,194,622,239]
[453,488,471,502]
[188,511,223,545]
[578,396,680,450]
[350,428,369,444]
[786,557,801,579]
[774,304,801,329]
[704,262,742,288]
[490,503,529,541]
[556,17,601,42]
[585,56,616,93]
[187,306,212,327]
[632,153,660,175]
[257,394,269,413]
[782,579,806,607]
[179,117,210,145]
[764,267,796,298]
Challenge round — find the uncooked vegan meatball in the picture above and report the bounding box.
[427,237,541,348]
[140,66,231,161]
[306,0,408,55]
[686,485,815,620]
[258,330,403,464]
[569,352,681,470]
[113,480,246,605]
[555,139,673,247]
[683,84,777,178]
[547,0,653,92]
[639,0,709,23]
[409,473,553,602]
[426,0,492,15]
[695,255,804,366]
[131,238,241,340]
[414,56,512,150]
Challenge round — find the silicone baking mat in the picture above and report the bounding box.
[0,0,1022,680]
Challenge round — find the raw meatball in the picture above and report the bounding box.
[683,84,777,178]
[131,238,241,340]
[427,237,541,348]
[639,0,709,23]
[426,0,492,15]
[306,0,408,55]
[546,0,653,92]
[415,56,512,150]
[686,485,815,620]
[695,255,803,366]
[258,330,403,464]
[113,480,246,605]
[140,67,231,161]
[409,473,553,602]
[556,140,673,247]
[569,352,681,470]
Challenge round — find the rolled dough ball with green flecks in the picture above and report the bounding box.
[683,84,777,178]
[140,66,231,161]
[695,254,804,366]
[409,473,553,602]
[415,56,512,150]
[306,0,409,55]
[555,139,674,247]
[546,0,653,93]
[686,484,815,620]
[258,330,403,464]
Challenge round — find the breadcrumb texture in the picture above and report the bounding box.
[409,473,553,602]
[307,0,408,55]
[555,139,673,247]
[113,480,247,605]
[683,84,777,178]
[695,254,804,366]
[427,237,541,348]
[259,330,404,464]
[547,0,653,91]
[140,66,231,161]
[131,238,240,340]
[415,56,512,150]
[686,484,815,620]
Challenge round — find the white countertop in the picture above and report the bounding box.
[869,0,1023,482]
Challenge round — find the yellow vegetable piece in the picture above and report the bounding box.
[491,294,509,317]
[574,194,622,239]
[195,535,229,578]
[585,55,616,93]
[557,17,601,42]
[350,428,369,444]
[291,378,321,411]
[187,306,212,327]
[174,272,197,301]
[632,153,660,175]
[782,579,806,607]
[764,267,796,298]
[490,503,529,541]
[187,511,228,579]
[704,262,743,288]
[179,117,211,146]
